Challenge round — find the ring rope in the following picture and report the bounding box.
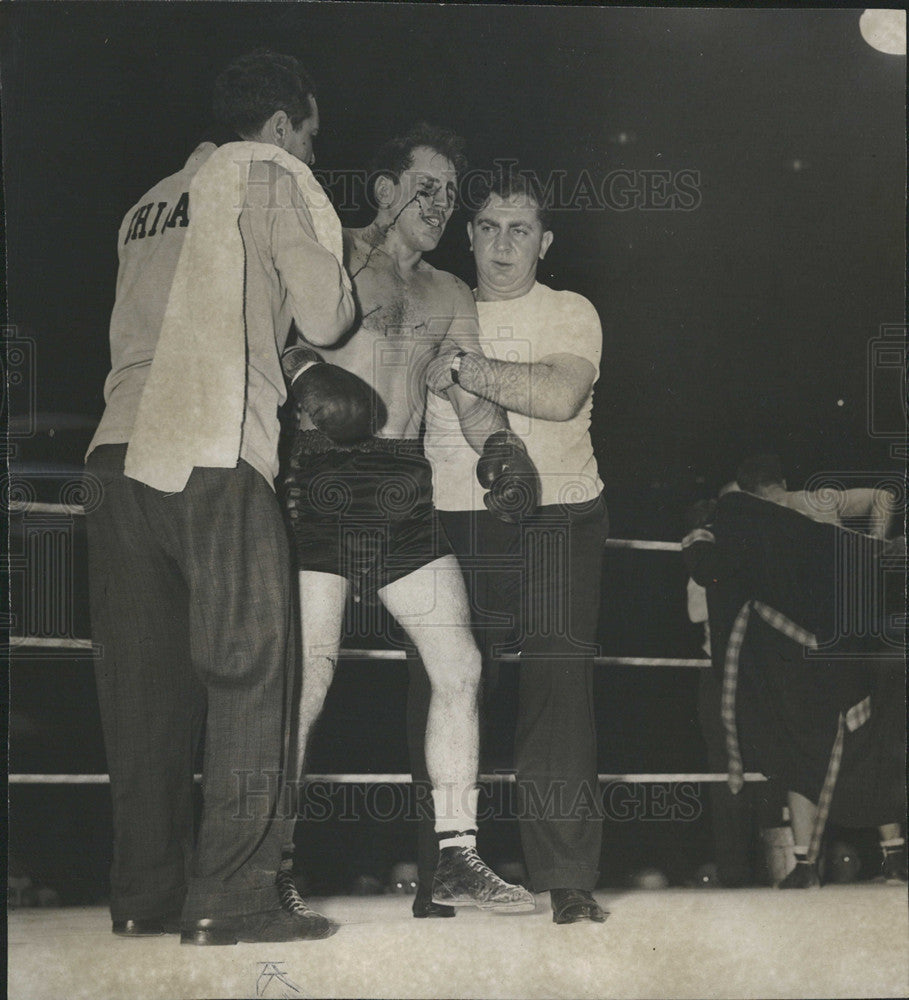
[7,499,682,551]
[9,501,723,789]
[8,772,767,785]
[7,636,709,669]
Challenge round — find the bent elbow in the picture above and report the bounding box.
[549,395,585,422]
[304,293,355,347]
[332,292,357,340]
[564,395,587,421]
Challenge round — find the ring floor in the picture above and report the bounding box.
[8,885,908,999]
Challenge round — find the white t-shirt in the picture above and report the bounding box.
[424,282,604,510]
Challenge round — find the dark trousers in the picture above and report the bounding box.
[407,496,609,892]
[697,668,786,885]
[86,445,294,922]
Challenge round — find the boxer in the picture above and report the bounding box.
[281,124,538,913]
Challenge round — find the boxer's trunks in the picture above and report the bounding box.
[285,430,452,597]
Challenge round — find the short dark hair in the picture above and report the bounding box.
[736,453,784,493]
[369,123,468,186]
[213,49,316,137]
[470,166,553,231]
[683,498,718,533]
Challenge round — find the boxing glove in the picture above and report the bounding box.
[282,345,373,444]
[476,429,541,523]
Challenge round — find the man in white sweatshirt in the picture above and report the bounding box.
[414,167,610,924]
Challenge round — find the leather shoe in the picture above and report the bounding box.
[412,883,455,919]
[112,915,181,937]
[181,907,338,946]
[550,888,608,925]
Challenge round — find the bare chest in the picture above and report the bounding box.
[353,260,443,345]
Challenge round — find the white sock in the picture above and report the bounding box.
[433,786,479,850]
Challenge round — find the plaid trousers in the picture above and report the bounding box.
[722,599,871,863]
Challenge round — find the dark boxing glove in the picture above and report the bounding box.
[476,429,541,523]
[282,345,373,445]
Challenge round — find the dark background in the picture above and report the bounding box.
[4,3,905,512]
[4,3,905,898]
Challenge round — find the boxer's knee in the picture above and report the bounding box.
[424,635,481,699]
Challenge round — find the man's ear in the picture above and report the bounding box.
[466,220,475,251]
[539,230,554,260]
[259,109,292,148]
[374,174,397,209]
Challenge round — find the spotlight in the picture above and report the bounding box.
[860,9,906,55]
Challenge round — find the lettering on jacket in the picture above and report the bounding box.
[123,192,190,244]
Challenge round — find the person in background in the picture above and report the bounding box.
[684,454,906,889]
[684,486,793,887]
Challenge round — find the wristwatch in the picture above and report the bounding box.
[450,351,467,385]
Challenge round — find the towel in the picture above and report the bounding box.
[124,141,348,493]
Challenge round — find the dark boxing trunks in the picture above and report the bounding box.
[285,430,452,596]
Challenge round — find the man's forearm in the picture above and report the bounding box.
[837,487,898,539]
[456,353,577,421]
[448,383,510,455]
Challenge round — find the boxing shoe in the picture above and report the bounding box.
[776,860,820,889]
[412,883,455,918]
[275,867,339,936]
[112,913,181,936]
[431,846,536,912]
[550,888,609,925]
[181,869,338,945]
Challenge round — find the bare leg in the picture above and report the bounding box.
[878,824,908,883]
[787,791,817,849]
[378,556,480,794]
[275,570,348,932]
[293,571,348,783]
[777,791,821,889]
[379,556,534,911]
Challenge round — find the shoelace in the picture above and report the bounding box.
[277,869,317,916]
[461,848,511,887]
